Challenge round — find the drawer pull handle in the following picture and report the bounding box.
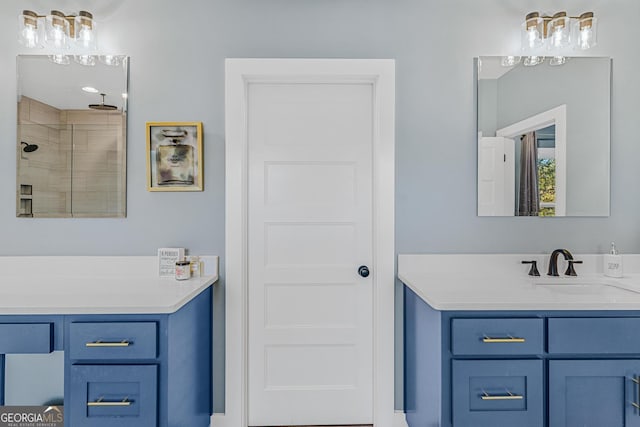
[87,396,132,407]
[481,390,524,401]
[482,335,525,343]
[85,340,130,348]
[631,376,640,411]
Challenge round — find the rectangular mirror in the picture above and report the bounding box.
[477,56,610,217]
[17,55,128,218]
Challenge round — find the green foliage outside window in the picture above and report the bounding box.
[538,158,556,217]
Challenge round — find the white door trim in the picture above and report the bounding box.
[497,105,567,216]
[223,58,395,427]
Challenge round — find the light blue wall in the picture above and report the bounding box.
[1,0,639,413]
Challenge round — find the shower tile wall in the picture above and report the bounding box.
[18,97,125,217]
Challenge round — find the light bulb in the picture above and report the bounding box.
[77,25,93,49]
[500,56,521,67]
[521,12,544,50]
[48,54,70,65]
[45,11,69,50]
[74,55,96,66]
[580,27,593,49]
[73,12,97,51]
[524,56,545,67]
[21,26,38,48]
[549,56,567,66]
[575,12,597,50]
[18,11,41,48]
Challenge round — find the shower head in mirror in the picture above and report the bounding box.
[21,141,38,152]
[89,93,117,111]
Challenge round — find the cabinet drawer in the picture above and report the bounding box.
[452,359,544,427]
[69,322,157,360]
[68,364,157,427]
[549,317,640,354]
[0,323,52,353]
[451,318,544,355]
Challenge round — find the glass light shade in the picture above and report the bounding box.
[18,11,42,48]
[548,12,571,49]
[44,11,70,50]
[501,56,522,67]
[521,12,544,49]
[73,12,97,51]
[524,56,545,67]
[574,12,597,49]
[99,55,124,67]
[549,56,568,66]
[74,55,96,66]
[48,54,70,65]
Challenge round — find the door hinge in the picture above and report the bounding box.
[504,154,506,162]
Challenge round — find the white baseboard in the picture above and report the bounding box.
[394,411,409,427]
[210,412,407,427]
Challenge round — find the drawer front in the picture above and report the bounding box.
[69,322,157,360]
[452,318,544,355]
[549,317,640,354]
[0,323,52,353]
[69,364,157,427]
[452,359,544,427]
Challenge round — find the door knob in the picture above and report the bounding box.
[358,265,370,278]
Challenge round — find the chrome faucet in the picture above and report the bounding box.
[548,249,574,276]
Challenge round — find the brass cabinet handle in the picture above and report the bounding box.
[87,397,131,407]
[85,340,130,347]
[482,336,526,343]
[481,390,523,401]
[631,376,640,410]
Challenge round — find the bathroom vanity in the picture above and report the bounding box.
[0,256,218,427]
[400,254,640,427]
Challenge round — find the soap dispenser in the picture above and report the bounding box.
[603,242,623,278]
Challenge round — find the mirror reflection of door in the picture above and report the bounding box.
[476,56,611,217]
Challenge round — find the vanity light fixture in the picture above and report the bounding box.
[506,10,598,68]
[18,9,99,65]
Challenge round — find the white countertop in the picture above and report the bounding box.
[0,256,219,315]
[399,254,640,311]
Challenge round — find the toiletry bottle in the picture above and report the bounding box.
[603,242,623,278]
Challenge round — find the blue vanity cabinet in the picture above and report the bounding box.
[549,360,640,427]
[65,285,212,427]
[403,285,640,427]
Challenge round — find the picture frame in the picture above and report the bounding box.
[146,122,203,191]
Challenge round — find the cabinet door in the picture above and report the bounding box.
[452,359,543,427]
[68,365,157,427]
[549,360,640,427]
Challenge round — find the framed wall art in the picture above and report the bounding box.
[146,122,203,191]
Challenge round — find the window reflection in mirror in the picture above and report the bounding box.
[477,56,610,217]
[16,55,128,218]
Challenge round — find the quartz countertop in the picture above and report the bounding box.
[398,254,640,311]
[0,256,219,315]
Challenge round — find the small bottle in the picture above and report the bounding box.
[175,260,191,280]
[603,242,623,278]
[188,255,201,278]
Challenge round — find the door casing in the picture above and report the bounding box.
[223,58,395,427]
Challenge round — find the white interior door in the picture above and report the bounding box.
[478,136,514,216]
[248,82,374,426]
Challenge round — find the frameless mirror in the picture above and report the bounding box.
[17,55,128,218]
[477,56,610,217]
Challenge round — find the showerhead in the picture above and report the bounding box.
[89,93,118,111]
[21,142,38,152]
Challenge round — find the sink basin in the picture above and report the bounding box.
[534,281,640,296]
